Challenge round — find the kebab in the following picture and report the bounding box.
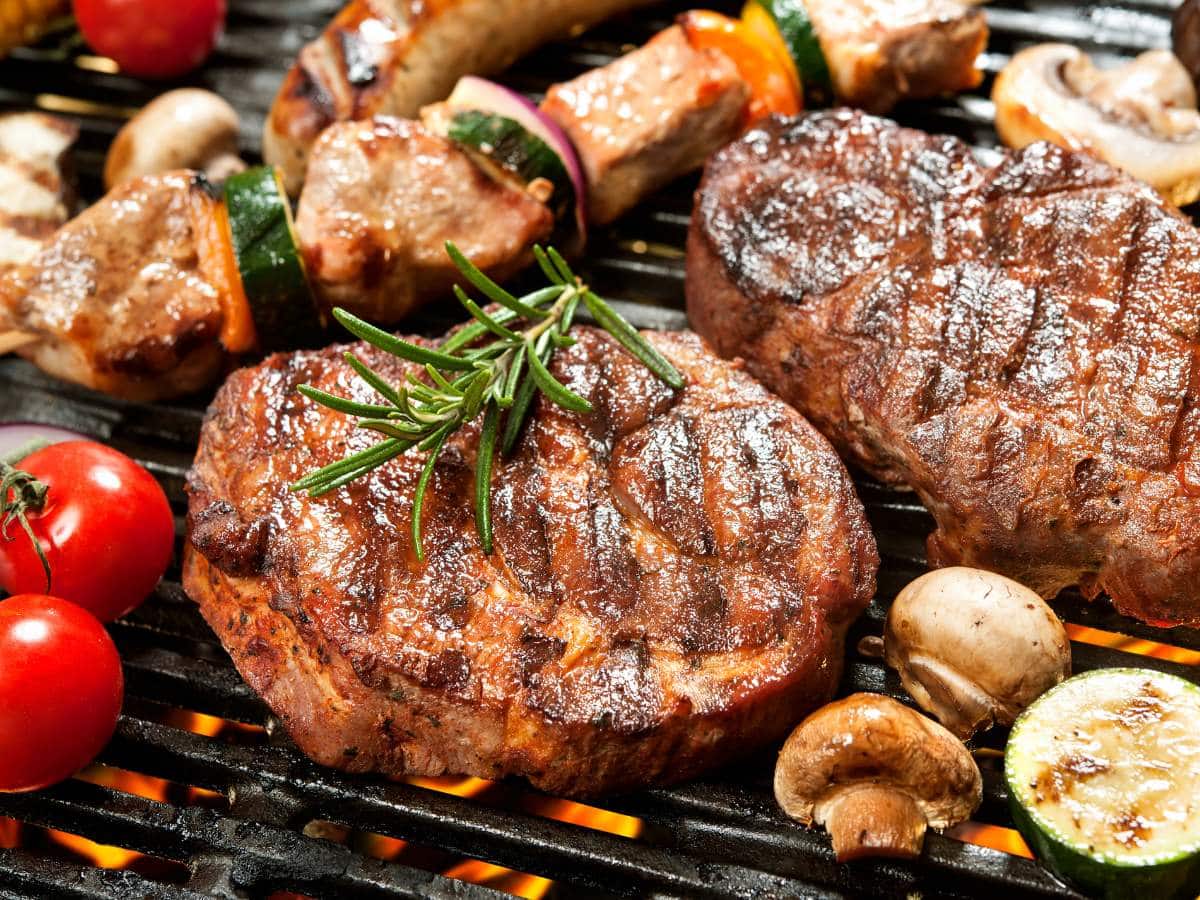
[0,0,986,399]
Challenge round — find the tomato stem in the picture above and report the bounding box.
[0,461,51,591]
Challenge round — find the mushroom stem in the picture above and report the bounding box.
[818,784,927,862]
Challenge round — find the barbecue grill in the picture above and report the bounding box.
[1,1,1198,897]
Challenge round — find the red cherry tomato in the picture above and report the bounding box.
[73,0,226,79]
[0,595,124,792]
[0,441,174,622]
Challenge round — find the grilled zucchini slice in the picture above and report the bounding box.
[1006,668,1200,900]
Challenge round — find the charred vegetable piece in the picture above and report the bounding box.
[1006,668,1200,900]
[749,0,832,106]
[679,9,800,124]
[446,111,577,236]
[223,166,322,350]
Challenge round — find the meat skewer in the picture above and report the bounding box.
[3,0,987,398]
[263,0,656,194]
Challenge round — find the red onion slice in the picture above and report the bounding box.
[446,76,588,243]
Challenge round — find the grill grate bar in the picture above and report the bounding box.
[0,781,507,900]
[1,0,1197,897]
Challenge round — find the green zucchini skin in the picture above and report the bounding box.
[446,110,577,235]
[1009,792,1200,900]
[224,166,322,350]
[1005,668,1200,900]
[752,0,832,106]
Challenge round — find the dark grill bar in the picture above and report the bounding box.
[2,1,1198,897]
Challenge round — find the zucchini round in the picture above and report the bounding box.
[223,166,322,350]
[446,110,577,228]
[1006,668,1200,900]
[751,0,833,106]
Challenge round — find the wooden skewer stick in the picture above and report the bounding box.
[0,330,38,355]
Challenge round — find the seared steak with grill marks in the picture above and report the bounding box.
[687,110,1200,627]
[184,327,876,795]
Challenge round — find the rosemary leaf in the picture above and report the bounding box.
[532,245,566,285]
[444,242,523,309]
[411,429,449,563]
[582,291,685,389]
[333,308,475,371]
[500,368,539,454]
[292,438,407,492]
[526,338,592,413]
[455,287,522,341]
[345,352,403,406]
[499,344,527,407]
[298,385,396,418]
[545,246,575,284]
[474,401,500,554]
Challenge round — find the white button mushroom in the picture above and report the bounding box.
[883,567,1071,739]
[993,44,1200,206]
[774,693,982,862]
[104,89,246,191]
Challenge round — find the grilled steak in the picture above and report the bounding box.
[687,110,1200,627]
[184,327,877,795]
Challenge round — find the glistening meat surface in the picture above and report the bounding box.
[183,328,876,795]
[687,109,1200,627]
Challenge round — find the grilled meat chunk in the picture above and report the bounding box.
[687,110,1200,627]
[263,0,651,194]
[0,112,76,270]
[0,171,226,400]
[183,328,877,796]
[807,0,987,111]
[541,24,749,225]
[296,117,554,324]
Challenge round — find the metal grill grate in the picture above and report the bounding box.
[2,2,1199,897]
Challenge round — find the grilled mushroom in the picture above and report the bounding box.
[883,567,1071,739]
[104,89,245,190]
[774,694,981,861]
[993,43,1200,205]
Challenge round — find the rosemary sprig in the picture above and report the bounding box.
[293,242,684,560]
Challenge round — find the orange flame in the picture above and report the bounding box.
[948,822,1033,858]
[1064,624,1200,666]
[0,816,20,849]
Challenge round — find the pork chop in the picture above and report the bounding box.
[184,327,877,795]
[687,109,1200,627]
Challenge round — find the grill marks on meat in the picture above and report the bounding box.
[184,328,876,795]
[687,110,1200,626]
[0,171,225,400]
[296,117,554,323]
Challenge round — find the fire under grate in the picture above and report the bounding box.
[2,1,1199,898]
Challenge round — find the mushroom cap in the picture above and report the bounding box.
[104,89,243,190]
[884,567,1071,737]
[993,43,1200,206]
[774,693,981,830]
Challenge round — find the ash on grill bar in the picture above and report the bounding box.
[1,1,1200,900]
